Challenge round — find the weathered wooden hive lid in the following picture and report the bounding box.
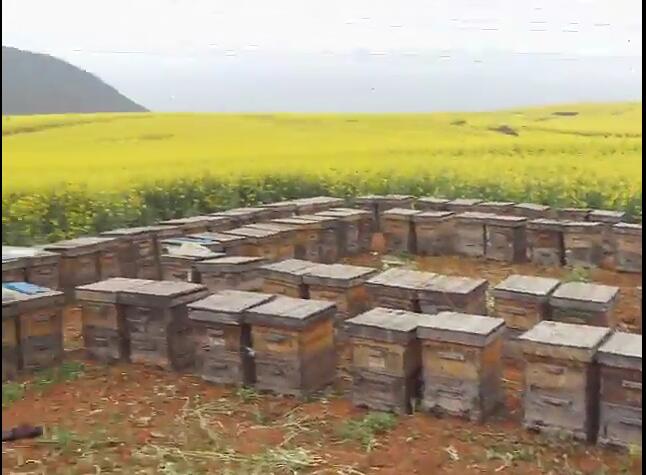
[188,290,275,325]
[345,307,425,343]
[222,226,281,242]
[588,209,626,224]
[317,207,371,219]
[294,214,339,226]
[246,222,298,234]
[2,252,28,270]
[44,236,117,256]
[455,211,495,223]
[260,259,319,280]
[161,249,224,261]
[526,218,564,231]
[519,321,611,362]
[76,277,152,303]
[421,274,488,295]
[447,198,483,207]
[195,255,266,273]
[557,207,591,217]
[190,232,246,244]
[597,332,642,371]
[515,203,551,212]
[485,215,527,227]
[119,280,208,308]
[550,282,619,310]
[132,224,183,239]
[101,226,156,237]
[261,200,298,211]
[561,220,602,230]
[417,196,450,205]
[477,201,515,208]
[303,263,378,288]
[492,274,561,299]
[382,194,414,201]
[382,208,422,220]
[3,247,60,266]
[211,207,266,218]
[367,268,438,291]
[354,194,382,204]
[1,282,65,310]
[417,311,505,347]
[245,295,337,329]
[613,222,642,235]
[413,210,455,222]
[204,215,234,227]
[296,196,345,205]
[158,216,213,228]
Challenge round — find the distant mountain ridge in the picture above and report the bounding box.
[2,46,147,115]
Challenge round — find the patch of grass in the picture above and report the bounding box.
[2,381,26,408]
[235,386,261,403]
[33,361,85,393]
[563,266,593,283]
[337,411,398,451]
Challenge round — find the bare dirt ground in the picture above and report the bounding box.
[3,251,642,474]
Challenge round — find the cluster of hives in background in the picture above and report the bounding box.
[2,195,642,451]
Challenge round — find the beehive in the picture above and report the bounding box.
[485,215,528,263]
[317,208,373,256]
[474,201,515,215]
[381,208,422,254]
[586,211,627,270]
[293,196,345,215]
[418,275,488,316]
[101,226,170,280]
[75,278,149,363]
[190,232,247,256]
[246,296,337,397]
[2,254,27,283]
[413,211,455,256]
[519,321,611,441]
[2,288,20,381]
[354,195,415,231]
[365,268,438,312]
[3,247,60,289]
[526,219,565,267]
[417,312,505,422]
[491,275,561,360]
[612,223,642,273]
[246,222,297,261]
[293,214,341,263]
[194,256,266,292]
[549,282,619,327]
[416,197,449,212]
[557,208,591,221]
[120,281,208,371]
[271,217,325,261]
[513,203,553,219]
[3,282,65,373]
[597,332,642,449]
[346,308,424,414]
[160,249,225,282]
[445,198,483,214]
[223,226,285,262]
[188,290,275,386]
[210,207,268,227]
[157,216,217,235]
[259,201,299,219]
[454,212,492,257]
[588,210,626,224]
[260,259,319,298]
[160,236,227,255]
[562,221,604,268]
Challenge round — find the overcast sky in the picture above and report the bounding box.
[2,0,642,111]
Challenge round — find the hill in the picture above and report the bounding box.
[2,46,147,115]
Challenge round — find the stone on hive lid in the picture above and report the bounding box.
[417,311,505,347]
[119,280,208,307]
[551,282,619,307]
[345,307,426,344]
[492,275,561,298]
[597,332,642,370]
[367,268,438,291]
[245,295,336,329]
[303,264,378,288]
[188,290,275,325]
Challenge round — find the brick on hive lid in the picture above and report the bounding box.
[194,255,266,292]
[549,281,619,327]
[612,223,642,274]
[484,215,528,263]
[419,274,489,316]
[245,296,338,396]
[557,207,591,221]
[366,268,438,311]
[413,211,456,256]
[260,258,319,298]
[474,201,516,215]
[416,197,450,211]
[513,202,553,219]
[445,198,484,214]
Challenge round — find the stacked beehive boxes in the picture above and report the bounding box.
[491,275,561,361]
[120,281,209,371]
[317,208,373,256]
[194,256,266,292]
[2,288,20,381]
[612,223,642,273]
[246,222,298,261]
[526,219,565,266]
[223,226,286,262]
[549,282,619,327]
[346,308,424,414]
[519,321,611,442]
[454,212,491,257]
[596,332,642,449]
[188,290,275,386]
[290,214,341,263]
[485,215,528,262]
[381,208,422,254]
[260,259,318,298]
[2,247,60,289]
[189,232,247,256]
[417,311,505,422]
[354,195,414,231]
[562,221,604,268]
[160,248,224,282]
[365,268,437,312]
[588,210,626,269]
[418,275,488,316]
[245,296,337,396]
[413,211,455,256]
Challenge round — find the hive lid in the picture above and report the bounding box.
[417,197,449,205]
[382,208,422,218]
[303,263,378,288]
[447,198,483,207]
[588,209,626,223]
[101,226,156,237]
[551,282,619,305]
[2,246,59,261]
[345,307,426,343]
[76,278,152,303]
[417,311,505,346]
[211,207,266,218]
[294,214,339,225]
[561,221,602,229]
[119,280,208,307]
[161,249,224,261]
[245,295,336,329]
[478,201,515,208]
[190,232,246,244]
[246,222,297,234]
[526,218,564,230]
[317,208,371,218]
[519,321,611,361]
[1,282,64,309]
[613,222,642,234]
[260,259,319,277]
[367,268,438,291]
[158,216,212,227]
[486,215,527,226]
[223,226,280,240]
[492,275,561,297]
[261,200,298,209]
[413,211,454,221]
[421,275,488,295]
[195,255,266,273]
[515,203,551,212]
[597,332,642,370]
[188,290,276,324]
[44,236,116,255]
[455,211,495,222]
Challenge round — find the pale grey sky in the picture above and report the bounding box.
[2,0,642,111]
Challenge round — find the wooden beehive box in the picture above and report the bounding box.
[381,208,422,254]
[418,275,488,316]
[589,210,626,224]
[549,282,619,327]
[417,311,505,422]
[271,217,324,262]
[120,280,208,371]
[101,226,166,280]
[513,203,553,219]
[346,307,425,414]
[2,253,27,283]
[194,256,266,292]
[526,219,565,267]
[2,288,20,381]
[365,268,438,312]
[518,321,612,441]
[562,221,604,268]
[354,195,414,231]
[596,332,642,449]
[612,223,642,273]
[160,249,225,282]
[158,216,214,235]
[188,290,275,386]
[260,201,299,219]
[485,215,528,262]
[3,282,65,373]
[160,236,227,254]
[246,296,337,397]
[3,247,60,289]
[475,201,515,215]
[223,226,285,262]
[445,198,483,214]
[246,222,297,261]
[293,196,345,215]
[293,214,341,263]
[413,211,455,256]
[189,232,247,256]
[454,212,492,257]
[416,197,449,212]
[260,259,319,298]
[638,286,642,333]
[317,208,373,256]
[210,207,267,227]
[75,278,149,363]
[557,208,591,221]
[586,211,626,270]
[491,275,561,360]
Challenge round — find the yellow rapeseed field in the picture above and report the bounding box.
[1,102,642,244]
